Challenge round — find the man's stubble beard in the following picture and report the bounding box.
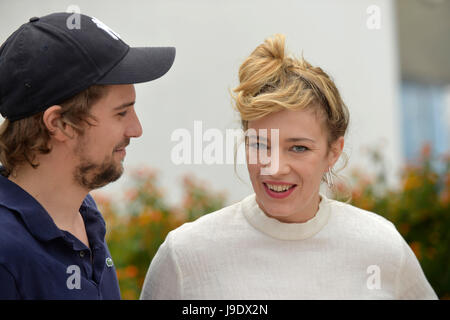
[72,139,124,190]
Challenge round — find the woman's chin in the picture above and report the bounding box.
[256,198,294,219]
[265,209,292,220]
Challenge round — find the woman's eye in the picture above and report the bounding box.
[249,142,269,150]
[291,145,308,152]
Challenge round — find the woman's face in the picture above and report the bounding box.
[246,108,344,223]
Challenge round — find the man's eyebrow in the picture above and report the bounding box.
[285,137,316,143]
[113,101,135,111]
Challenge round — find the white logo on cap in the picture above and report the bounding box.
[91,17,121,40]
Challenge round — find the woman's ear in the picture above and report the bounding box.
[43,106,75,141]
[328,136,344,168]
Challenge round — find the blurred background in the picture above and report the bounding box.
[0,0,448,299]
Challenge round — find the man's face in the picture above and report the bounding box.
[73,84,142,190]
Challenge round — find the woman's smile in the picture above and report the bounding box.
[262,180,297,199]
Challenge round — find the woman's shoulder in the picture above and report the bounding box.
[326,195,402,245]
[329,197,395,227]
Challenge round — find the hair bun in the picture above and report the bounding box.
[234,34,287,96]
[254,33,286,61]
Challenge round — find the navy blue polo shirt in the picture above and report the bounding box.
[0,170,121,299]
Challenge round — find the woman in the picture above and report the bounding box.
[140,35,437,299]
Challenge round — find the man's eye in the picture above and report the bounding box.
[291,145,308,152]
[117,111,127,117]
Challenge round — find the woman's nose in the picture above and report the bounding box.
[260,150,291,176]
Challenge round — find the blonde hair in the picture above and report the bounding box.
[231,34,351,198]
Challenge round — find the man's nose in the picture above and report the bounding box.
[126,111,143,138]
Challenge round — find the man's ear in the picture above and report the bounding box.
[43,106,75,141]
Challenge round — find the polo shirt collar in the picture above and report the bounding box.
[0,171,105,246]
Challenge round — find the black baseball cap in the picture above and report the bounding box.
[0,12,176,121]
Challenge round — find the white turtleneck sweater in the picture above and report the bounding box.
[140,192,438,300]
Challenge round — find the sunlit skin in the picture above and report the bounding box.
[246,107,344,223]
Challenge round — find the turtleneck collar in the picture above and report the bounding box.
[241,192,331,241]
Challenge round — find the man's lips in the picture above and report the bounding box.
[114,142,129,152]
[114,144,128,157]
[115,139,130,150]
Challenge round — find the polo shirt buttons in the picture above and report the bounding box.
[79,251,85,258]
[106,257,114,267]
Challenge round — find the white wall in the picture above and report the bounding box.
[0,0,402,206]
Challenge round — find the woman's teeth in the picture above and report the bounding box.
[265,183,295,192]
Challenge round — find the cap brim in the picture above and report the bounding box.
[96,46,175,85]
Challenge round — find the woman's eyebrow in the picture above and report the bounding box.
[285,137,316,143]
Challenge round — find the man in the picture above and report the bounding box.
[0,12,175,299]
